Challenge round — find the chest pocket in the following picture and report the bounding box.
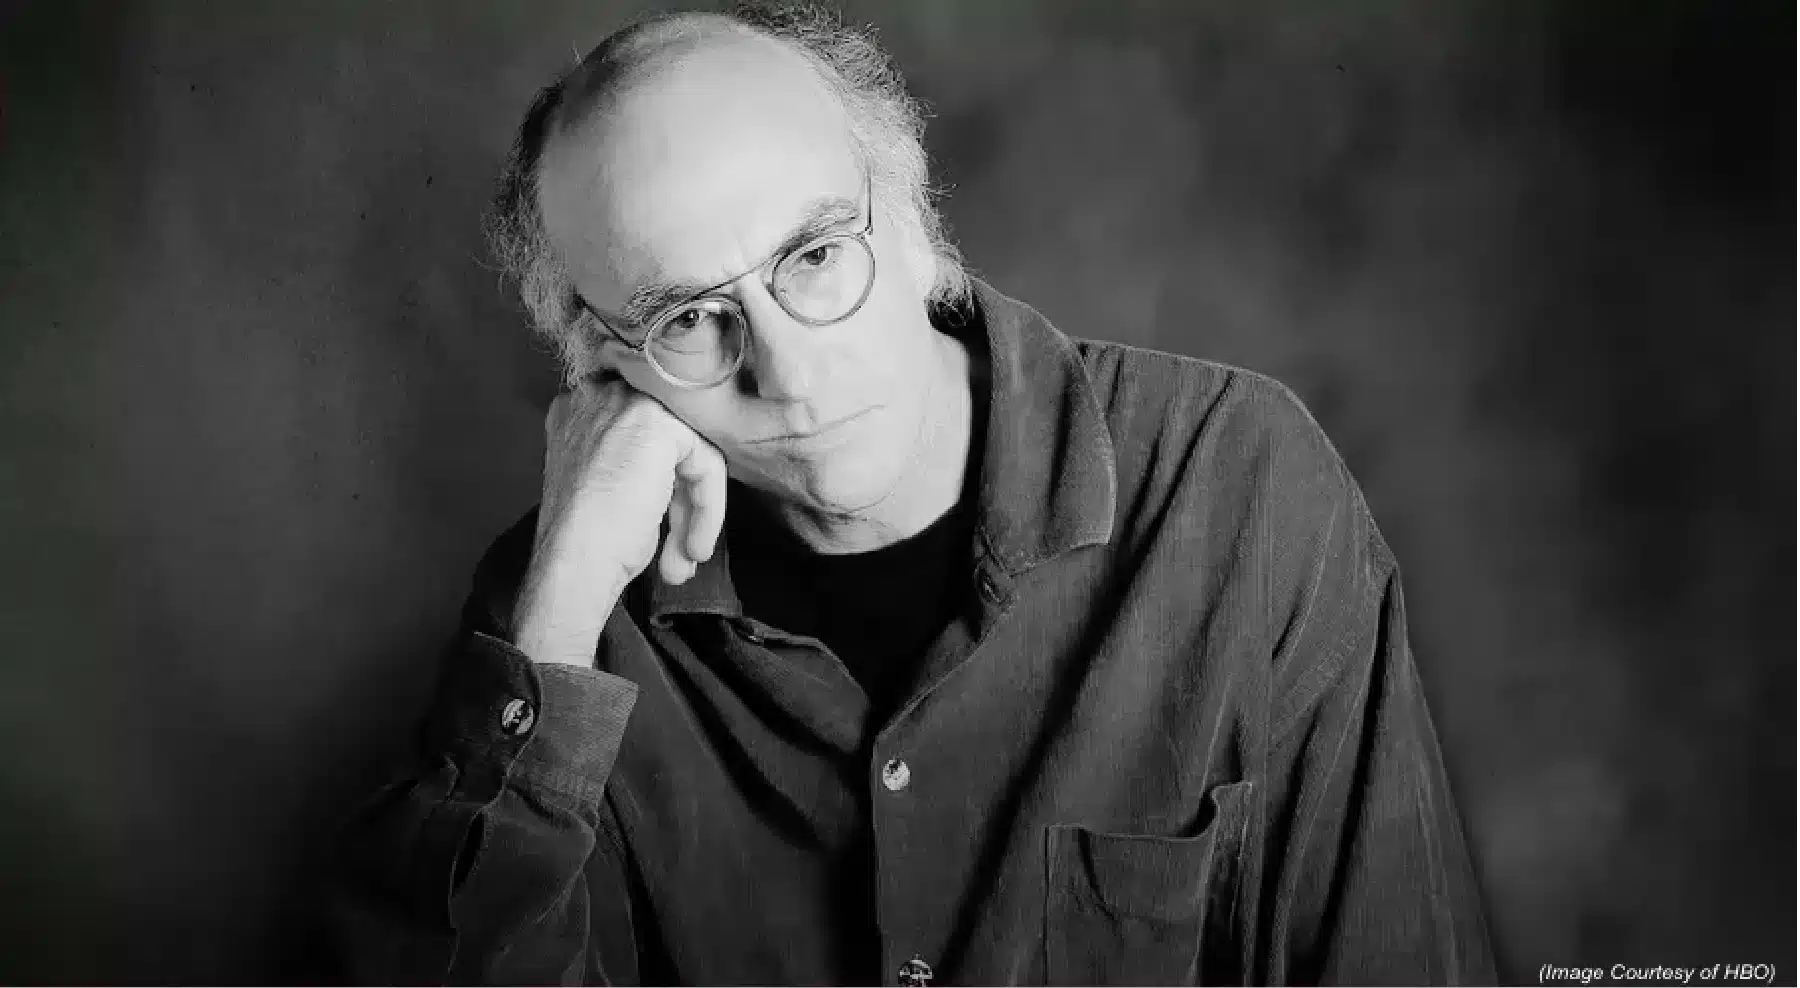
[1044,781,1254,986]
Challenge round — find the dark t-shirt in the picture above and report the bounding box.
[726,488,977,720]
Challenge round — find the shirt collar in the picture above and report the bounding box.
[643,277,1117,626]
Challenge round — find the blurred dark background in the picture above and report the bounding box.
[0,0,1791,982]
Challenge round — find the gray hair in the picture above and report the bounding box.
[485,2,970,385]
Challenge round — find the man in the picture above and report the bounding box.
[328,4,1497,984]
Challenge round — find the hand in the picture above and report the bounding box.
[514,375,728,665]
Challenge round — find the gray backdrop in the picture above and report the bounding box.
[1,0,1791,982]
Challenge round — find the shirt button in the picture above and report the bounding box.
[498,697,535,737]
[897,955,933,986]
[881,758,911,791]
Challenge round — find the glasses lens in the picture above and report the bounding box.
[772,234,875,324]
[649,297,747,386]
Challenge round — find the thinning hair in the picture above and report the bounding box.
[485,2,970,385]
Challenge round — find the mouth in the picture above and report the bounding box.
[749,407,875,444]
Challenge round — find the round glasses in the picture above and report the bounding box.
[580,183,877,389]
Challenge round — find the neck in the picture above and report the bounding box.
[764,327,977,554]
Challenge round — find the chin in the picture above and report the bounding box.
[800,445,911,514]
[800,475,900,516]
[744,440,905,516]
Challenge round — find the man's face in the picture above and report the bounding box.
[536,37,944,517]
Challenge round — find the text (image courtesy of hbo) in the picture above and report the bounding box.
[1539,962,1778,985]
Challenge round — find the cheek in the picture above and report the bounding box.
[877,282,938,372]
[608,354,657,393]
[608,358,740,441]
[884,217,937,302]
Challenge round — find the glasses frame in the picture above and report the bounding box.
[578,175,878,390]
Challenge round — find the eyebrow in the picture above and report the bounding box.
[608,193,864,330]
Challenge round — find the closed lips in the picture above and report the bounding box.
[753,407,872,442]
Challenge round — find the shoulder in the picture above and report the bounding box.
[1075,339,1382,559]
[1074,338,1324,442]
[1074,343,1401,705]
[1074,339,1325,451]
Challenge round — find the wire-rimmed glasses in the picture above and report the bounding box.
[579,177,877,389]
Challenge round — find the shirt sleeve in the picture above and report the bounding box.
[321,511,645,985]
[1248,384,1498,985]
[1263,549,1498,985]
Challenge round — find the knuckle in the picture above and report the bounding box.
[619,396,679,439]
[620,392,663,419]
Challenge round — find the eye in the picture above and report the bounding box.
[661,307,713,341]
[794,241,841,268]
[655,300,735,350]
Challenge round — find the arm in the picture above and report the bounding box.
[1241,378,1496,985]
[1264,547,1497,985]
[321,555,643,985]
[323,379,728,985]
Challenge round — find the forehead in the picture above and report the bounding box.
[536,33,862,307]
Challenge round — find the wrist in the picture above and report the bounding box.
[514,548,628,667]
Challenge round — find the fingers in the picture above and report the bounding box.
[673,433,728,565]
[546,378,725,588]
[656,434,725,586]
[660,496,697,585]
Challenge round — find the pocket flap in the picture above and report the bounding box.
[1048,780,1254,922]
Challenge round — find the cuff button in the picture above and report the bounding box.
[499,697,536,737]
[897,956,933,986]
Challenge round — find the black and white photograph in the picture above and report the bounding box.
[0,1,1791,984]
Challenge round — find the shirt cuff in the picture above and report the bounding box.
[423,631,640,809]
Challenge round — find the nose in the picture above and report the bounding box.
[738,288,823,399]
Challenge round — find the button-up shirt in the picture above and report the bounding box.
[326,280,1497,985]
